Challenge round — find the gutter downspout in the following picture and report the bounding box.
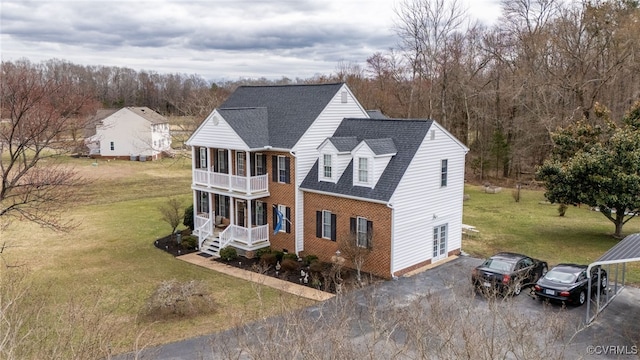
[289,149,300,255]
[387,202,396,279]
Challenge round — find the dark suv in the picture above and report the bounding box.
[472,252,548,296]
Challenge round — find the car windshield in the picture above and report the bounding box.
[544,270,577,284]
[482,259,512,272]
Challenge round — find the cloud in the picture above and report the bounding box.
[0,0,499,81]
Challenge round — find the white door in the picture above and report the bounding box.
[432,224,448,262]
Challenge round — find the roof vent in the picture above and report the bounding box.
[430,130,436,140]
[341,91,347,103]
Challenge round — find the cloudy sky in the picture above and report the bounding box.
[1,0,501,82]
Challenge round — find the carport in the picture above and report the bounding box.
[586,233,640,323]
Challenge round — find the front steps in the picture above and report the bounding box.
[200,237,221,257]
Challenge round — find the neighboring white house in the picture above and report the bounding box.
[186,82,470,279]
[86,107,171,160]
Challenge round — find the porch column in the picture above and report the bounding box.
[229,196,235,228]
[206,147,212,186]
[228,150,233,191]
[247,200,253,244]
[246,152,252,195]
[208,192,213,222]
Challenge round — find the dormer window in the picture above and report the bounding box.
[323,154,332,179]
[358,157,369,183]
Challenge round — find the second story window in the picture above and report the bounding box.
[441,159,448,187]
[273,155,290,184]
[199,147,207,169]
[323,154,332,179]
[358,157,369,183]
[236,151,245,176]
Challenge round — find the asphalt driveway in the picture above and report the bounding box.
[119,256,640,359]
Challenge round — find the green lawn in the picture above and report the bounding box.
[462,185,640,284]
[1,157,313,357]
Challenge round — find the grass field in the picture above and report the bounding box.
[1,156,313,357]
[462,185,640,284]
[2,157,639,357]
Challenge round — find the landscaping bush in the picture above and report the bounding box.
[219,247,238,261]
[280,258,300,273]
[256,247,272,259]
[275,251,285,262]
[140,280,215,322]
[183,204,194,230]
[303,255,319,266]
[282,253,298,262]
[260,253,277,266]
[309,261,325,274]
[181,235,198,250]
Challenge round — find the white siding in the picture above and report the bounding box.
[97,108,162,157]
[389,122,467,275]
[292,84,368,252]
[186,110,248,150]
[335,153,352,180]
[317,142,338,183]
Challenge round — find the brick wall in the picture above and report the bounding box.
[264,151,296,252]
[302,191,393,279]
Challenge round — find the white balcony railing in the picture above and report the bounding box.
[193,169,268,194]
[218,224,269,249]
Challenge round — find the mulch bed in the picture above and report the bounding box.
[154,232,385,294]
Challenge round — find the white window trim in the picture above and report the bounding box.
[255,152,264,175]
[256,200,265,226]
[322,210,332,239]
[441,159,448,187]
[278,204,287,232]
[322,154,332,180]
[356,216,368,248]
[355,156,371,186]
[236,151,245,176]
[278,155,287,183]
[217,149,226,173]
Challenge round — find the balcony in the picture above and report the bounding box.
[193,169,268,195]
[219,224,270,249]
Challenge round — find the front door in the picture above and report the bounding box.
[236,199,246,227]
[432,224,448,262]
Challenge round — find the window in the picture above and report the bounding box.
[197,191,209,214]
[323,154,332,179]
[214,194,229,218]
[254,201,266,226]
[273,204,291,233]
[441,159,448,187]
[255,153,265,176]
[358,157,369,183]
[236,151,245,176]
[316,210,336,241]
[216,149,227,173]
[272,155,290,183]
[351,217,373,248]
[433,224,447,259]
[199,147,207,169]
[110,141,114,151]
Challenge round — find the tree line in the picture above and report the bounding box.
[3,0,639,183]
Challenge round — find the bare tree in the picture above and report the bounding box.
[338,232,371,286]
[0,60,98,235]
[159,197,184,237]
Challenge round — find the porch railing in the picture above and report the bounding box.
[193,169,268,194]
[218,224,269,249]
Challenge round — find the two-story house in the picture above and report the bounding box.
[186,83,468,279]
[86,107,171,160]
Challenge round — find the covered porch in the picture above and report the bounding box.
[193,190,270,256]
[192,146,269,195]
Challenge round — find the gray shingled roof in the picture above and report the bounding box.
[367,110,387,119]
[326,136,358,152]
[128,107,168,124]
[217,108,269,148]
[363,138,397,155]
[300,118,433,202]
[219,83,345,149]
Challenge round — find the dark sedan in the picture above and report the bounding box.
[533,264,608,306]
[472,252,548,296]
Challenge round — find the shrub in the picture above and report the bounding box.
[256,247,272,259]
[260,252,277,266]
[309,261,325,274]
[283,253,298,262]
[183,204,194,230]
[558,203,568,217]
[303,255,319,266]
[181,235,198,250]
[140,280,215,322]
[280,258,300,272]
[219,247,238,261]
[275,251,285,262]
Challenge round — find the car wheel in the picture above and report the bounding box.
[513,282,522,296]
[577,290,586,306]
